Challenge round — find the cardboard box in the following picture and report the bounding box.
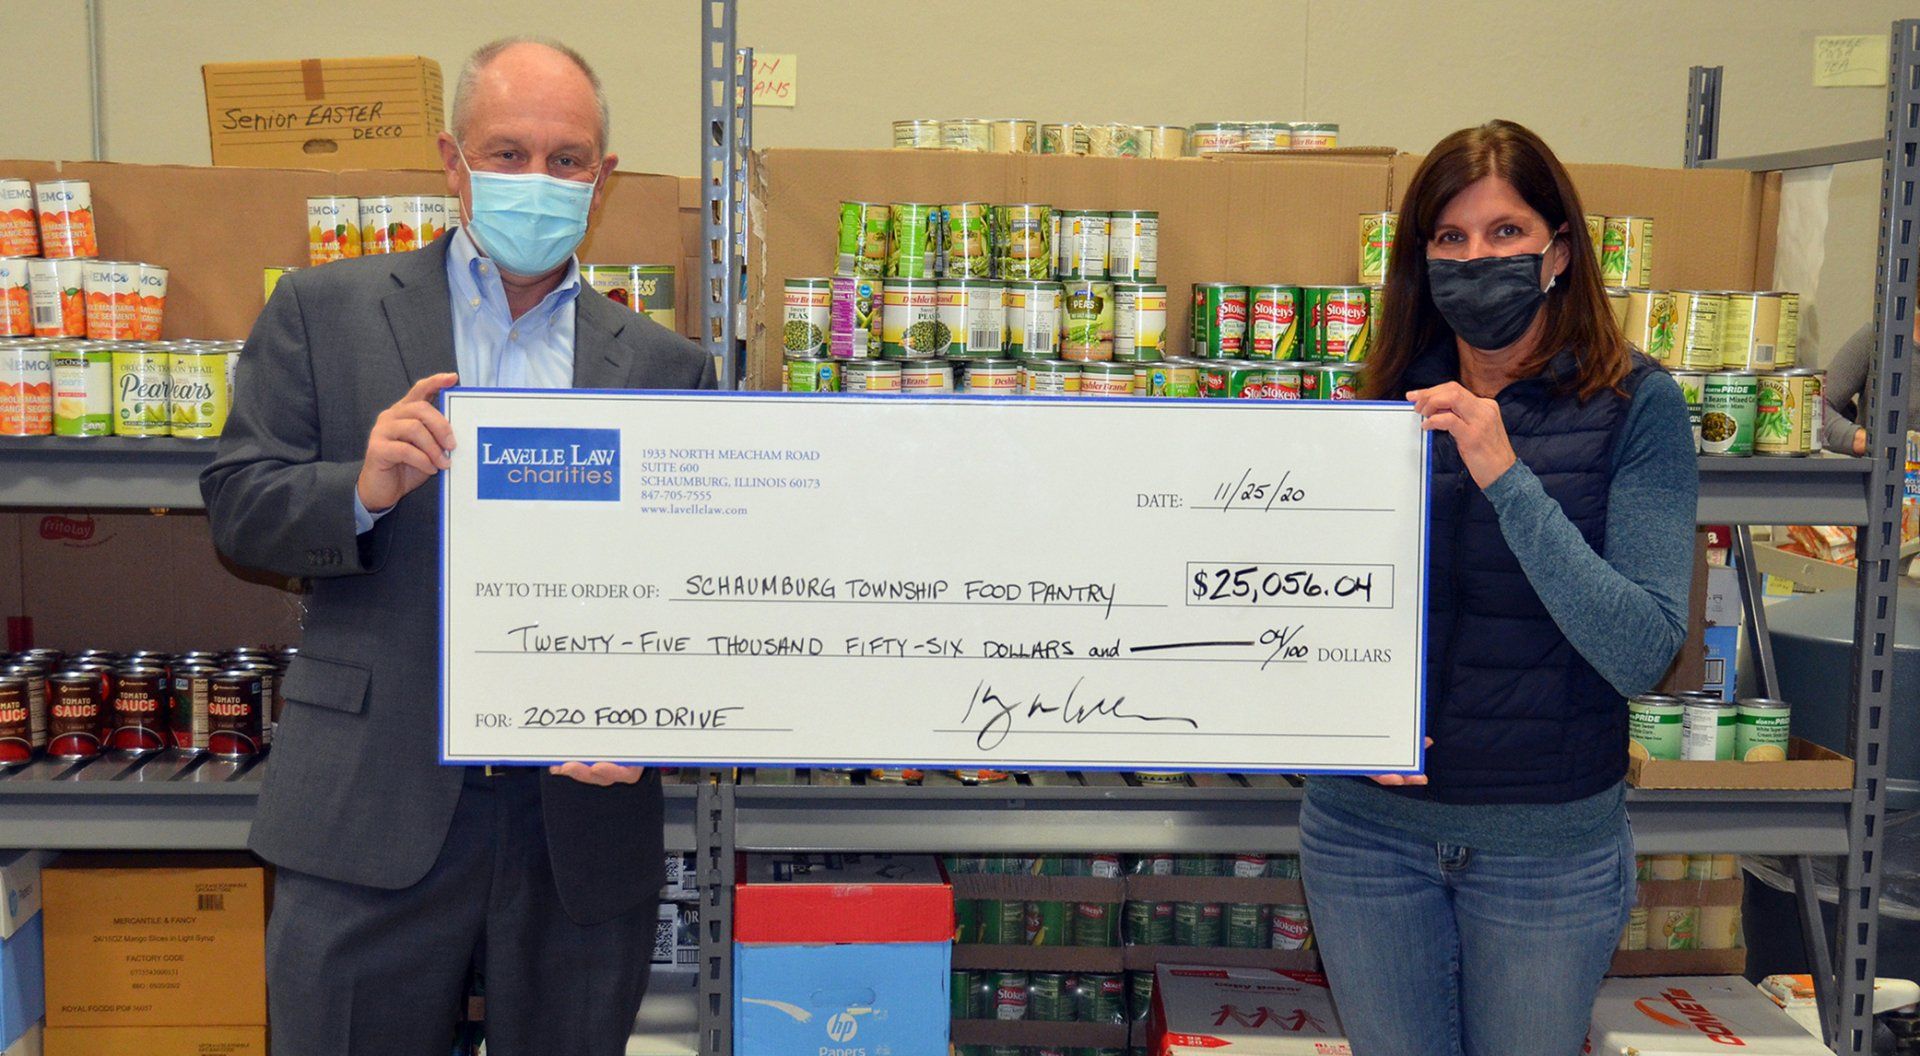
[42,855,265,1027]
[1149,965,1350,1055]
[44,1025,265,1056]
[0,854,45,943]
[734,942,950,1056]
[1587,976,1827,1054]
[1629,737,1853,791]
[1704,566,1741,628]
[2,1023,38,1056]
[1701,624,1738,702]
[736,854,951,943]
[0,917,43,1052]
[203,56,443,170]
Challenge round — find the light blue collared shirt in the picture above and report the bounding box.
[354,229,584,532]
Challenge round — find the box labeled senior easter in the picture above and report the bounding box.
[1149,965,1351,1054]
[202,56,444,170]
[1586,976,1828,1054]
[734,854,951,1056]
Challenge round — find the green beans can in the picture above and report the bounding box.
[1628,694,1685,762]
[958,358,1021,394]
[1673,370,1707,452]
[1112,283,1167,361]
[1023,359,1081,396]
[943,203,995,279]
[1754,372,1800,456]
[997,204,1053,281]
[1061,279,1114,361]
[1192,283,1249,358]
[1783,368,1825,454]
[1248,286,1302,360]
[111,345,170,437]
[952,970,983,1019]
[1025,900,1070,946]
[1006,280,1062,358]
[1701,370,1758,456]
[1673,290,1727,371]
[1624,289,1678,367]
[937,279,1006,358]
[837,201,889,277]
[1075,974,1126,1026]
[880,278,945,358]
[783,278,833,356]
[1600,216,1654,289]
[887,203,937,279]
[1040,123,1089,155]
[1107,210,1159,282]
[977,899,1027,944]
[1057,211,1110,281]
[782,357,839,393]
[1359,212,1397,285]
[1736,698,1792,762]
[1172,902,1222,946]
[51,346,111,436]
[1223,904,1269,949]
[1125,900,1173,945]
[1029,972,1073,1021]
[842,359,902,393]
[829,275,880,359]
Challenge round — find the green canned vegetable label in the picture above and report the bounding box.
[1701,372,1757,456]
[887,203,936,279]
[837,201,889,278]
[1628,698,1684,761]
[944,203,994,279]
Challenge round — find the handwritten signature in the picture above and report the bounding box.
[961,678,1200,752]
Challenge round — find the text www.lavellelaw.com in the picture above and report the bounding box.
[637,502,749,516]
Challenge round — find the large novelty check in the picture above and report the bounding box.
[439,390,1430,773]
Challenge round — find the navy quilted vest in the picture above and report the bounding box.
[1398,342,1660,805]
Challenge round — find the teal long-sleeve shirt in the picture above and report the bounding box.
[1308,371,1697,856]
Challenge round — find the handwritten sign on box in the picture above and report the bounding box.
[1814,35,1887,88]
[752,53,797,108]
[439,390,1430,773]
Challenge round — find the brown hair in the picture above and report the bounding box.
[1362,120,1631,401]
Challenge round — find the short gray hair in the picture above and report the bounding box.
[451,36,611,154]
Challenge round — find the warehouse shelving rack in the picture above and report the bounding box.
[0,11,1912,1056]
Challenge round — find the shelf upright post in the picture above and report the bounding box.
[1837,19,1920,1054]
[733,46,753,388]
[1684,65,1722,168]
[695,770,738,1056]
[700,0,740,389]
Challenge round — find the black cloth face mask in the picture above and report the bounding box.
[1426,236,1557,351]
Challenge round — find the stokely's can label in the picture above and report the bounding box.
[111,346,171,437]
[0,179,38,256]
[1317,285,1371,362]
[48,671,103,760]
[1270,904,1314,950]
[34,179,96,259]
[0,257,31,337]
[1249,285,1301,360]
[83,259,139,340]
[307,195,362,264]
[1192,284,1249,358]
[109,665,169,754]
[208,669,266,757]
[27,258,86,338]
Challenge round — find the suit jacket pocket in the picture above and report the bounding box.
[282,653,372,714]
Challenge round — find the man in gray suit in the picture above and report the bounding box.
[202,37,712,1056]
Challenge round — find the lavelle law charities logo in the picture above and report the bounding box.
[475,427,621,502]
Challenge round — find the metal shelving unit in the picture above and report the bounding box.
[1682,24,1916,1052]
[0,436,218,509]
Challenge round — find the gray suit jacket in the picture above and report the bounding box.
[201,237,715,924]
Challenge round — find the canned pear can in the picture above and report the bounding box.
[27,259,87,338]
[0,179,37,257]
[1623,288,1678,367]
[307,195,362,264]
[34,179,96,259]
[1701,370,1759,456]
[1628,694,1685,761]
[1584,214,1606,257]
[1061,279,1114,361]
[782,278,833,356]
[976,899,1026,944]
[841,359,902,393]
[887,203,937,279]
[111,346,171,437]
[880,278,944,358]
[1192,284,1249,358]
[782,356,838,393]
[1359,212,1397,285]
[938,279,1006,358]
[1673,290,1727,371]
[1735,698,1792,761]
[167,347,230,439]
[828,275,880,359]
[1600,216,1654,288]
[1107,211,1159,282]
[1249,285,1302,360]
[1112,283,1167,361]
[836,201,890,278]
[1086,123,1141,158]
[1006,280,1062,358]
[1719,291,1783,370]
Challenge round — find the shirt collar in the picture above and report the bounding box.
[448,227,583,316]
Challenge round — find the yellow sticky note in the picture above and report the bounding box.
[1814,35,1888,87]
[751,53,798,109]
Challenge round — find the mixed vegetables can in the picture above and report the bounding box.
[1700,370,1759,456]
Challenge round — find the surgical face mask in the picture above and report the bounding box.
[1426,235,1558,351]
[456,146,598,277]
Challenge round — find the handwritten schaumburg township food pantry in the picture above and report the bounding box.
[0,6,1917,1056]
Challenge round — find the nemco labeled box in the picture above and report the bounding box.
[42,854,266,1027]
[202,56,444,170]
[1587,976,1828,1055]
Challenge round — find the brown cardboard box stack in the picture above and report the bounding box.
[41,855,268,1056]
[203,56,444,171]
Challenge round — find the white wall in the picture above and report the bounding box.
[0,0,1904,355]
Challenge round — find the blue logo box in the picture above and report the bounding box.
[475,426,621,502]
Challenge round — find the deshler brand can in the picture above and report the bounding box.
[1060,279,1114,361]
[111,345,170,437]
[1289,122,1339,149]
[34,179,95,259]
[1107,211,1159,283]
[1080,360,1134,396]
[1359,212,1397,286]
[1192,284,1249,358]
[167,346,230,439]
[209,669,266,757]
[1736,698,1792,761]
[1189,122,1244,154]
[47,671,103,760]
[1112,283,1167,361]
[782,357,839,393]
[109,665,169,754]
[307,195,361,264]
[937,279,1006,358]
[27,258,86,338]
[1006,280,1062,358]
[0,179,37,256]
[1701,370,1759,456]
[1023,359,1080,396]
[879,278,943,358]
[782,278,833,356]
[900,360,952,393]
[1249,285,1302,360]
[1628,694,1684,761]
[1719,291,1783,370]
[841,359,902,393]
[1623,288,1677,367]
[957,359,1020,394]
[1672,290,1726,371]
[1600,216,1654,288]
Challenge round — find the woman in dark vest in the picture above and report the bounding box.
[1300,121,1697,1054]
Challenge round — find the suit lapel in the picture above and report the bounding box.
[382,239,459,385]
[571,286,633,389]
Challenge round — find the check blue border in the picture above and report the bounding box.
[439,386,1432,775]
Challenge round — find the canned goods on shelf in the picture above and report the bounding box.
[1192,284,1249,358]
[941,118,991,153]
[35,179,96,259]
[782,278,833,357]
[0,179,38,256]
[1061,279,1114,361]
[1701,370,1759,457]
[892,119,942,150]
[986,119,1038,154]
[307,195,361,264]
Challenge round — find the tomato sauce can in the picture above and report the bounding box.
[48,670,104,759]
[0,676,30,764]
[110,665,169,754]
[34,179,96,259]
[209,669,266,757]
[27,258,86,337]
[306,195,361,264]
[5,664,48,752]
[0,338,54,435]
[0,179,38,256]
[0,258,32,337]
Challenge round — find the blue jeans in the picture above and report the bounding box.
[1299,793,1634,1056]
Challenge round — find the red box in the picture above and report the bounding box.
[733,854,951,944]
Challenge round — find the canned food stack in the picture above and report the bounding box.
[890,119,1342,158]
[950,968,1130,1025]
[581,263,678,331]
[1628,691,1793,763]
[305,193,460,265]
[0,643,292,767]
[1,177,172,344]
[1189,120,1339,154]
[0,335,240,439]
[1617,854,1747,954]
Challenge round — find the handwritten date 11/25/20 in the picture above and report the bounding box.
[1205,469,1305,511]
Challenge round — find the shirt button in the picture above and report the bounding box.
[469,297,480,307]
[479,263,489,274]
[510,329,518,340]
